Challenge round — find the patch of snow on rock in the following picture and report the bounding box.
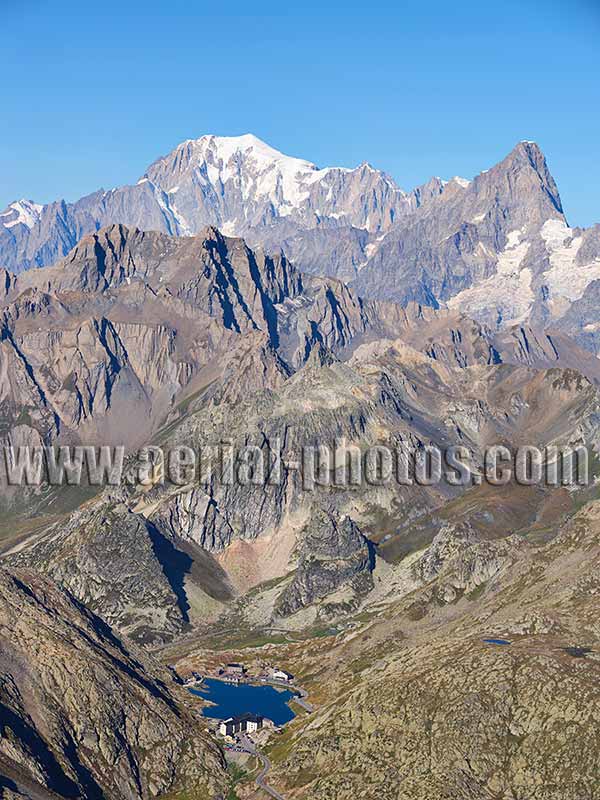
[542,219,600,303]
[220,221,238,236]
[448,228,533,324]
[2,200,43,229]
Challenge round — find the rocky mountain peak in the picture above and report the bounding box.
[411,176,446,208]
[276,511,375,619]
[0,198,44,230]
[479,139,564,220]
[145,132,322,201]
[2,135,593,349]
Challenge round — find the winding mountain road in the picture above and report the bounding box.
[266,678,314,713]
[289,683,314,714]
[235,678,314,798]
[240,734,285,799]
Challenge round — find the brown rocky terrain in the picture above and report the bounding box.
[0,566,226,800]
[4,227,600,644]
[172,498,600,800]
[1,224,600,800]
[2,222,599,470]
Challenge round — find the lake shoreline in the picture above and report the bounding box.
[188,677,297,726]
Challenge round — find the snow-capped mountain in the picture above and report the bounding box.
[0,199,44,230]
[1,134,599,354]
[0,134,415,276]
[143,133,411,234]
[359,142,600,344]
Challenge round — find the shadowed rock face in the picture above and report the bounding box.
[0,224,356,452]
[276,512,374,618]
[0,567,226,800]
[5,504,189,645]
[3,221,599,464]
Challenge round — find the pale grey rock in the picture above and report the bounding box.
[5,504,187,644]
[0,135,413,276]
[275,511,374,618]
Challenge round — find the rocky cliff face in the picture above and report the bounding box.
[3,226,600,642]
[4,503,190,645]
[6,222,579,463]
[0,224,363,455]
[275,512,374,618]
[3,136,599,351]
[0,567,226,800]
[0,134,413,276]
[353,143,562,301]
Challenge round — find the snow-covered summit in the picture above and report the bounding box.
[148,133,321,189]
[188,133,318,169]
[0,199,44,230]
[143,133,410,232]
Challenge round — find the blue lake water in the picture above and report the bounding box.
[483,638,511,646]
[189,678,296,725]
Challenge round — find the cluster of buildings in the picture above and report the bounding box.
[175,660,297,742]
[219,663,247,683]
[168,666,203,686]
[214,663,295,741]
[217,663,294,684]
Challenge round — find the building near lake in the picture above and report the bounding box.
[218,718,236,737]
[218,713,264,737]
[271,668,294,682]
[239,712,263,733]
[183,671,203,686]
[224,663,246,676]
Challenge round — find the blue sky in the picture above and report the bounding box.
[2,0,599,226]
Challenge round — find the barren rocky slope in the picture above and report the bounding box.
[0,567,226,800]
[3,223,596,476]
[2,223,600,800]
[238,500,600,800]
[3,227,600,644]
[8,330,600,644]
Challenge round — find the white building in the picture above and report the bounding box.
[271,668,294,682]
[219,718,236,737]
[218,713,263,737]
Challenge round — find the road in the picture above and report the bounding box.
[289,684,314,714]
[225,678,314,799]
[239,734,286,800]
[265,678,314,714]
